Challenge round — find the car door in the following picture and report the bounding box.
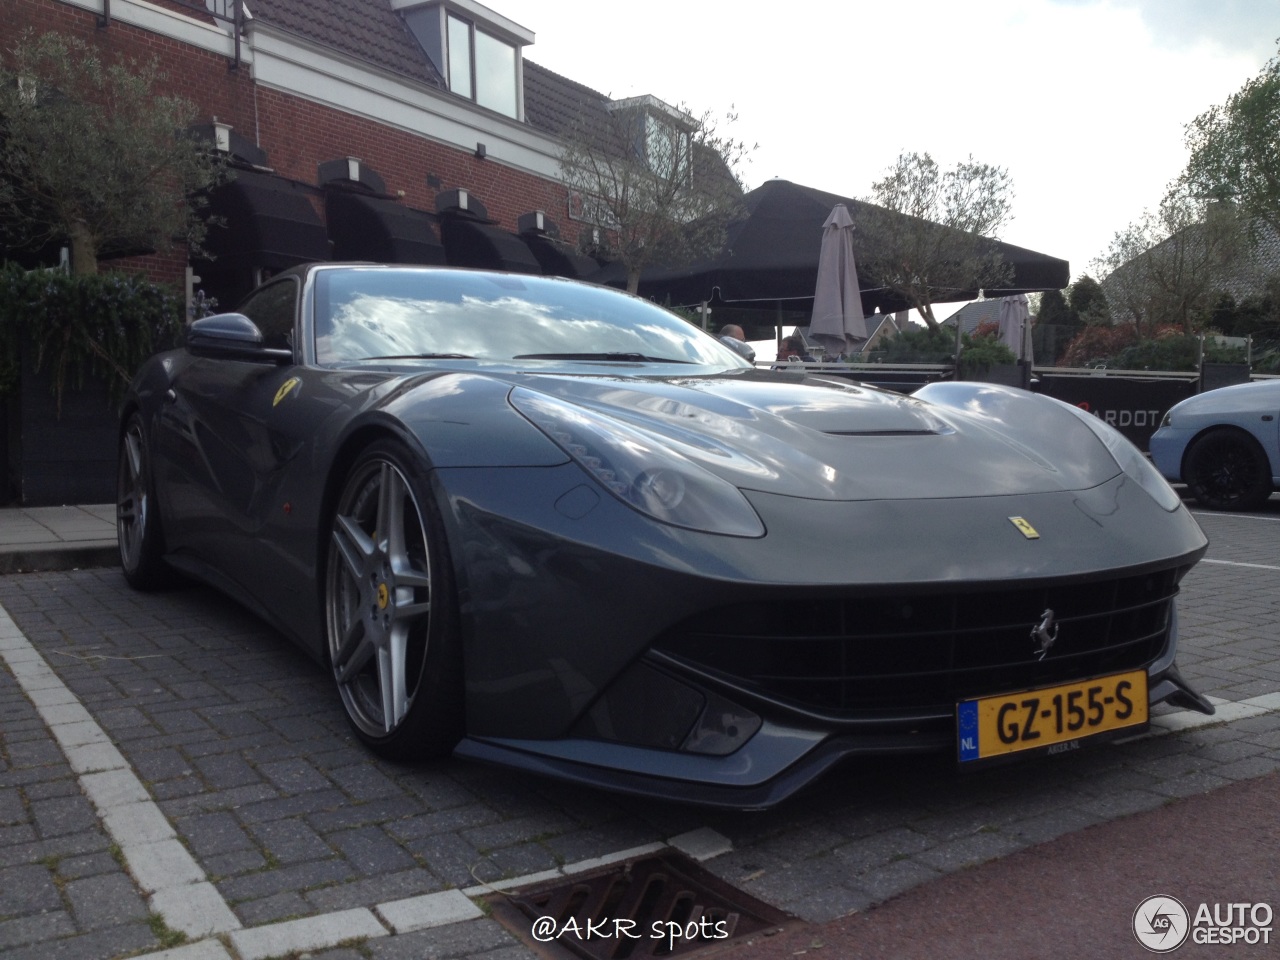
[156,277,311,582]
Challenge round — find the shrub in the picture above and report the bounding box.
[0,264,183,406]
[1061,322,1249,371]
[867,323,1016,375]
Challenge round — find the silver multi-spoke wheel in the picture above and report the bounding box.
[116,414,171,589]
[325,442,461,756]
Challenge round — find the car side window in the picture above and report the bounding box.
[238,278,299,351]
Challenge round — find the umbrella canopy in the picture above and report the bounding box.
[622,180,1070,314]
[809,204,867,357]
[997,294,1033,363]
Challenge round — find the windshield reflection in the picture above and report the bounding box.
[313,268,746,368]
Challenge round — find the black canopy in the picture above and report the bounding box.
[623,179,1070,314]
[438,207,541,274]
[201,171,330,271]
[326,191,446,265]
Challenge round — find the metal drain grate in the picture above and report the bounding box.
[488,851,793,959]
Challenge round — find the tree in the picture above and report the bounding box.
[1092,194,1245,335]
[858,152,1014,332]
[1179,43,1280,233]
[558,97,752,293]
[1067,274,1111,325]
[0,30,227,275]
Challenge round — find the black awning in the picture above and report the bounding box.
[522,234,603,280]
[440,216,542,274]
[200,171,330,271]
[326,191,446,265]
[628,179,1070,313]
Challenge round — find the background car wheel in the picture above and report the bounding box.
[1184,428,1274,511]
[116,414,174,589]
[325,440,462,759]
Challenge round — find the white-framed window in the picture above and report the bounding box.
[446,13,517,118]
[645,112,691,183]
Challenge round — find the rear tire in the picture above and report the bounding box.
[324,440,463,759]
[116,414,174,589]
[1184,428,1273,511]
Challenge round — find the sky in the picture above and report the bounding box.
[495,0,1278,317]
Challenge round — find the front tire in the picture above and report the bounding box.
[1184,428,1273,511]
[324,440,462,759]
[116,413,173,589]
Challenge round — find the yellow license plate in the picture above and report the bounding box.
[957,670,1148,763]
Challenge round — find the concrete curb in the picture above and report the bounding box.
[0,539,120,574]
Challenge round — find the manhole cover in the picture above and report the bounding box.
[488,850,793,958]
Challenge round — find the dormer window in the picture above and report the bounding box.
[399,1,532,120]
[448,14,516,116]
[609,95,695,184]
[645,112,691,182]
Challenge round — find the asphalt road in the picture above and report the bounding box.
[0,500,1276,959]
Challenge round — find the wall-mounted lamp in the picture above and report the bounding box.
[213,120,232,153]
[475,142,487,160]
[347,157,361,182]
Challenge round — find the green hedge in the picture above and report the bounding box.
[866,325,1017,375]
[0,264,184,404]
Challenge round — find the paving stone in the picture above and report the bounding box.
[256,757,333,794]
[306,868,444,913]
[249,817,335,864]
[218,856,355,904]
[64,872,150,929]
[329,824,419,875]
[178,811,257,858]
[0,862,63,913]
[362,918,524,960]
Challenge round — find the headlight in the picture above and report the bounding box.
[1064,403,1182,511]
[510,387,765,537]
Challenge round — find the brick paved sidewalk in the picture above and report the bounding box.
[0,504,1276,959]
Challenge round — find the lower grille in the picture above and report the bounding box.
[654,568,1184,716]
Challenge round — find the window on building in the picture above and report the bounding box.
[446,14,517,118]
[645,112,691,183]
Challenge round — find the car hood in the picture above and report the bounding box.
[503,371,1123,502]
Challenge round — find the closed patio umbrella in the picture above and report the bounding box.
[997,294,1033,363]
[809,204,867,357]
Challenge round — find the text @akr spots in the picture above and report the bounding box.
[531,915,730,949]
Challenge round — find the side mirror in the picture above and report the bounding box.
[718,335,756,363]
[187,313,293,364]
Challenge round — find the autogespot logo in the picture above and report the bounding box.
[1134,895,1191,953]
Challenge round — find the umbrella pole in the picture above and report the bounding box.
[954,314,964,381]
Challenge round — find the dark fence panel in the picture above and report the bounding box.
[1033,374,1197,451]
[16,347,118,505]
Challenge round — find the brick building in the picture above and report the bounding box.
[5,0,636,308]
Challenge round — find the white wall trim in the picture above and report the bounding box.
[248,26,562,180]
[57,0,251,64]
[52,0,564,182]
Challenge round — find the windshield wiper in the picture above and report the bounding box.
[513,352,691,363]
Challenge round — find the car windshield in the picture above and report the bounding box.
[312,267,748,368]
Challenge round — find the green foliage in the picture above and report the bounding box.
[0,264,184,405]
[869,323,1015,374]
[1061,323,1247,371]
[1211,287,1280,338]
[0,29,229,274]
[1036,288,1074,327]
[559,101,752,293]
[1180,43,1280,232]
[859,152,1015,331]
[1067,275,1110,325]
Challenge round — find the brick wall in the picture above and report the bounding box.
[10,0,576,285]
